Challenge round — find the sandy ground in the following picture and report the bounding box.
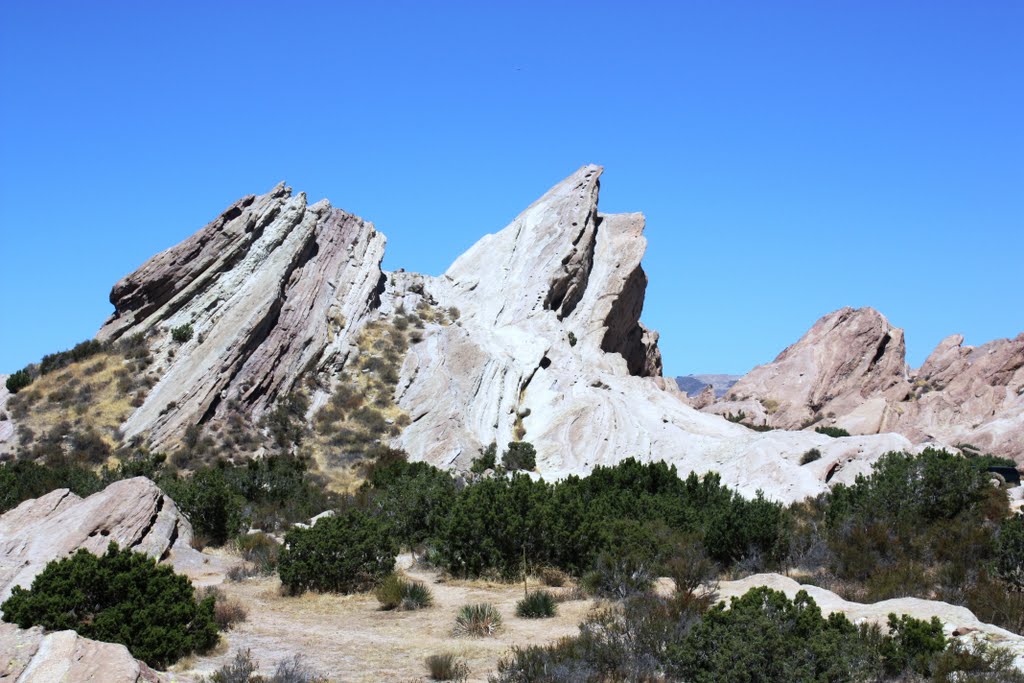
[175,554,594,682]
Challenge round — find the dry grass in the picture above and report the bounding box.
[181,554,592,682]
[8,351,146,454]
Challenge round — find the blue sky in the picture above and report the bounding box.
[1,1,1021,376]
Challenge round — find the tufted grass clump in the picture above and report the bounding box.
[515,590,557,619]
[375,573,434,611]
[425,653,469,681]
[453,603,502,637]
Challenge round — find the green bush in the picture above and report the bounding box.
[453,603,502,637]
[0,459,102,513]
[171,323,194,343]
[5,369,32,393]
[162,467,246,546]
[278,508,397,594]
[425,653,469,682]
[997,515,1024,589]
[800,448,822,465]
[516,590,557,618]
[1,543,217,668]
[235,532,281,574]
[502,441,537,471]
[815,425,850,438]
[469,442,497,474]
[375,573,433,610]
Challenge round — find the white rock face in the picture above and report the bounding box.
[0,477,196,602]
[391,166,916,503]
[719,573,1024,667]
[0,622,166,682]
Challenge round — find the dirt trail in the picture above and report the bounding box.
[178,554,592,682]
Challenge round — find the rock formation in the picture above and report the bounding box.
[1,166,946,502]
[676,374,740,398]
[707,308,1024,459]
[0,622,166,682]
[0,477,196,601]
[97,184,386,450]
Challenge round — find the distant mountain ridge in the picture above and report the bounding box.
[675,374,741,398]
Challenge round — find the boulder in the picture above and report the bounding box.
[0,477,195,602]
[0,622,166,682]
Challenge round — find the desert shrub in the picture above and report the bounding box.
[365,459,458,550]
[162,466,247,546]
[567,331,577,346]
[262,392,310,450]
[502,441,537,471]
[516,590,557,618]
[453,603,502,637]
[539,566,568,587]
[205,648,259,683]
[1,543,217,668]
[236,532,281,573]
[374,573,433,610]
[425,653,469,682]
[0,458,102,513]
[225,454,339,531]
[5,369,32,393]
[581,553,654,599]
[469,441,497,473]
[199,586,249,630]
[800,448,822,465]
[815,425,850,438]
[278,508,397,594]
[35,339,105,376]
[931,640,1024,682]
[171,323,194,343]
[667,586,943,681]
[996,514,1024,589]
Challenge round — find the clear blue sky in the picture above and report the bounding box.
[1,1,1021,377]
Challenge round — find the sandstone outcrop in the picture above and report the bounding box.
[0,622,166,682]
[0,477,196,602]
[387,166,916,502]
[97,184,386,449]
[2,166,943,502]
[706,307,1024,459]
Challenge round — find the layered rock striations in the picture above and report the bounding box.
[707,308,1024,458]
[388,166,915,501]
[0,477,196,602]
[97,184,386,449]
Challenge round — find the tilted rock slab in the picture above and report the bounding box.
[710,307,1024,459]
[97,184,386,450]
[390,165,917,502]
[0,622,167,682]
[0,477,195,602]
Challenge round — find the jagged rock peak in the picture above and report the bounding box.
[97,183,387,448]
[719,306,908,431]
[441,164,661,377]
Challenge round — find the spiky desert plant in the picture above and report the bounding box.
[453,603,502,637]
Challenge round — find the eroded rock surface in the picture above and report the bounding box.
[0,477,196,602]
[0,622,166,682]
[708,307,1024,459]
[97,184,386,449]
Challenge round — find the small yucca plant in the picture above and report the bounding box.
[515,590,557,619]
[425,653,469,681]
[375,573,434,611]
[453,603,503,637]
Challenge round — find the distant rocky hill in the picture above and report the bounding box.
[703,307,1024,459]
[675,374,740,398]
